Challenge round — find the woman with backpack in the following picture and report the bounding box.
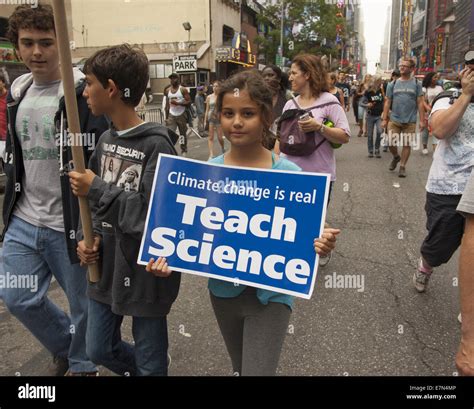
[277,54,351,266]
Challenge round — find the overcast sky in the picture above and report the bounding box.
[360,0,392,73]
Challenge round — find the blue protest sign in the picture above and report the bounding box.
[137,155,330,299]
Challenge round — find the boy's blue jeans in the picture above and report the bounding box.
[86,298,169,376]
[1,215,97,373]
[366,114,382,153]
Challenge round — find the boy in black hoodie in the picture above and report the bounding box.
[69,44,180,376]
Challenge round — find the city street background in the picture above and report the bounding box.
[0,111,462,376]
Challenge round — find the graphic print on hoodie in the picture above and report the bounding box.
[100,144,144,191]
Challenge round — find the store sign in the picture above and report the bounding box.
[215,47,231,62]
[215,46,256,66]
[173,56,197,72]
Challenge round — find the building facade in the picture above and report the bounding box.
[67,0,258,95]
[388,0,474,74]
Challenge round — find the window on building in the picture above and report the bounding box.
[198,72,209,85]
[149,65,157,79]
[149,63,173,79]
[223,25,234,46]
[180,73,196,88]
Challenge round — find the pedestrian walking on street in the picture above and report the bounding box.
[165,73,191,156]
[204,80,225,159]
[69,44,180,376]
[421,72,443,155]
[381,58,426,178]
[280,54,350,267]
[328,72,345,107]
[1,4,108,376]
[354,82,365,137]
[414,57,474,294]
[335,72,351,112]
[261,64,291,149]
[381,70,401,152]
[360,74,372,138]
[363,76,384,158]
[195,85,206,134]
[146,70,340,376]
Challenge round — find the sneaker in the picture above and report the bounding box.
[383,147,388,152]
[398,166,406,178]
[181,152,187,158]
[375,150,381,158]
[368,152,374,158]
[458,313,462,324]
[65,369,99,376]
[319,251,332,267]
[413,258,432,293]
[389,155,401,171]
[47,356,69,376]
[422,148,429,155]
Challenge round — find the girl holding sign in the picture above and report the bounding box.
[147,70,340,376]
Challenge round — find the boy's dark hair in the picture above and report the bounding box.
[216,70,273,145]
[7,4,55,48]
[84,44,149,107]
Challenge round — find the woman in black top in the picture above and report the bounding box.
[261,65,290,149]
[364,76,385,158]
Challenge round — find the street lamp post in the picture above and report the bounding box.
[183,21,192,56]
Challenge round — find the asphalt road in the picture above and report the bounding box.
[0,112,462,376]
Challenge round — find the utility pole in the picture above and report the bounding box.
[279,0,284,68]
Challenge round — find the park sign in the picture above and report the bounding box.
[137,155,331,299]
[172,55,197,72]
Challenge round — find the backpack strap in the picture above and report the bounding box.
[313,137,327,152]
[430,90,463,107]
[303,101,341,111]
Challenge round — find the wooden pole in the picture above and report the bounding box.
[52,0,100,282]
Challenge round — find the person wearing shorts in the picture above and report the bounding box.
[414,62,474,293]
[382,58,425,178]
[204,81,225,159]
[165,73,191,156]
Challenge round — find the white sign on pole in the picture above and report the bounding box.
[173,56,197,72]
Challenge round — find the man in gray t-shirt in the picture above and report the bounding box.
[13,79,64,231]
[382,58,425,178]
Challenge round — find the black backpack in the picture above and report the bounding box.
[430,88,474,107]
[277,101,340,156]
